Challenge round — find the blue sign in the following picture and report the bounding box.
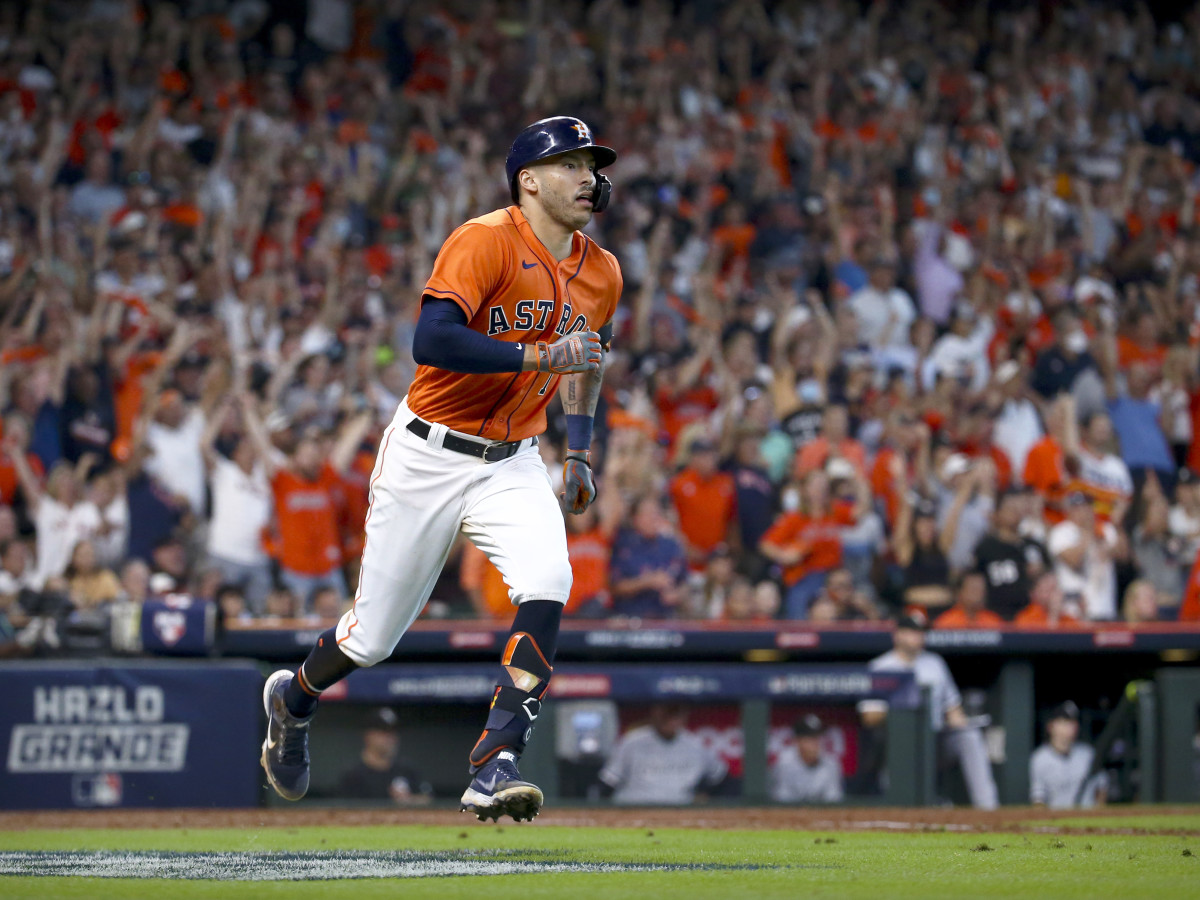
[326,663,918,708]
[0,662,263,810]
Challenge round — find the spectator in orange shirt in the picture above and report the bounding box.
[1116,310,1166,374]
[459,540,511,619]
[870,412,931,530]
[933,571,1004,629]
[1014,571,1081,628]
[1176,547,1200,622]
[0,413,45,509]
[669,437,737,570]
[564,471,625,618]
[794,404,867,478]
[243,397,369,611]
[760,469,867,619]
[1023,394,1077,525]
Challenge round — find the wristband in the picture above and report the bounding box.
[564,414,594,451]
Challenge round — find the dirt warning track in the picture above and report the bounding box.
[3,805,1198,836]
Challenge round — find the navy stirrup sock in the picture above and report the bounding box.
[283,627,360,719]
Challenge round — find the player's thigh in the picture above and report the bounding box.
[337,427,470,663]
[461,450,571,604]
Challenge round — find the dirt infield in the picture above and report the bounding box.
[4,805,1199,836]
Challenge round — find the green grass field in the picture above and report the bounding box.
[2,813,1199,900]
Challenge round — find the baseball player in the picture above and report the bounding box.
[260,116,622,823]
[864,611,999,809]
[1029,701,1107,808]
[768,713,845,804]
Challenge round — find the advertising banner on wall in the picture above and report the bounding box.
[0,661,263,810]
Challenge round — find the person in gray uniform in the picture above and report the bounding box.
[864,611,999,809]
[769,713,844,803]
[1030,701,1106,808]
[598,703,729,805]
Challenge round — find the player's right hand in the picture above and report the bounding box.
[535,331,602,374]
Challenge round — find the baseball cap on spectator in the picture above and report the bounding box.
[896,610,929,631]
[1073,276,1116,306]
[1064,491,1091,508]
[913,497,937,519]
[792,713,825,738]
[940,453,973,481]
[1047,701,1080,722]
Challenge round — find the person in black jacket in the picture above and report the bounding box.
[337,708,433,805]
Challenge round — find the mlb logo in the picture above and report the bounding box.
[73,772,123,807]
[153,610,187,646]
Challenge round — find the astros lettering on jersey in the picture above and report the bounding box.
[407,206,622,442]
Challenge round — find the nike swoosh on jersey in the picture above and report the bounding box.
[522,260,537,269]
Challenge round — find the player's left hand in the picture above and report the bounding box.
[562,450,596,514]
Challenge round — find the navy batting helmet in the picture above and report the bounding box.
[505,116,616,212]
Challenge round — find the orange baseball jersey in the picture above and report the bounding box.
[407,206,622,441]
[269,465,343,576]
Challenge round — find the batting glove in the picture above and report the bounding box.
[536,331,602,374]
[562,450,596,514]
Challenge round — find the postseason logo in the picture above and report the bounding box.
[7,685,189,774]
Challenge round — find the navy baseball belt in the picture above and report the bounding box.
[406,419,536,463]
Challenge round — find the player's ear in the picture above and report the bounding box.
[517,168,539,199]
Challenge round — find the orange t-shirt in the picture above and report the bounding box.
[114,352,162,445]
[566,528,611,614]
[654,383,721,453]
[760,504,856,586]
[668,469,737,558]
[933,605,1005,629]
[1116,336,1166,371]
[1012,604,1081,627]
[459,542,512,618]
[794,437,867,479]
[408,206,622,441]
[1023,435,1067,524]
[0,452,44,505]
[1178,548,1200,622]
[270,464,343,576]
[869,446,906,528]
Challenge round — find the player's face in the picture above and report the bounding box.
[529,149,597,231]
[796,735,822,766]
[1047,717,1078,748]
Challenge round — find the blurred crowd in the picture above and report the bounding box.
[4,0,1200,655]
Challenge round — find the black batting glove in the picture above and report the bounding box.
[562,450,596,514]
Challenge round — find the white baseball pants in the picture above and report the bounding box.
[335,398,571,666]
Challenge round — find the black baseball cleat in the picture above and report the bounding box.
[260,670,312,801]
[460,750,544,823]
